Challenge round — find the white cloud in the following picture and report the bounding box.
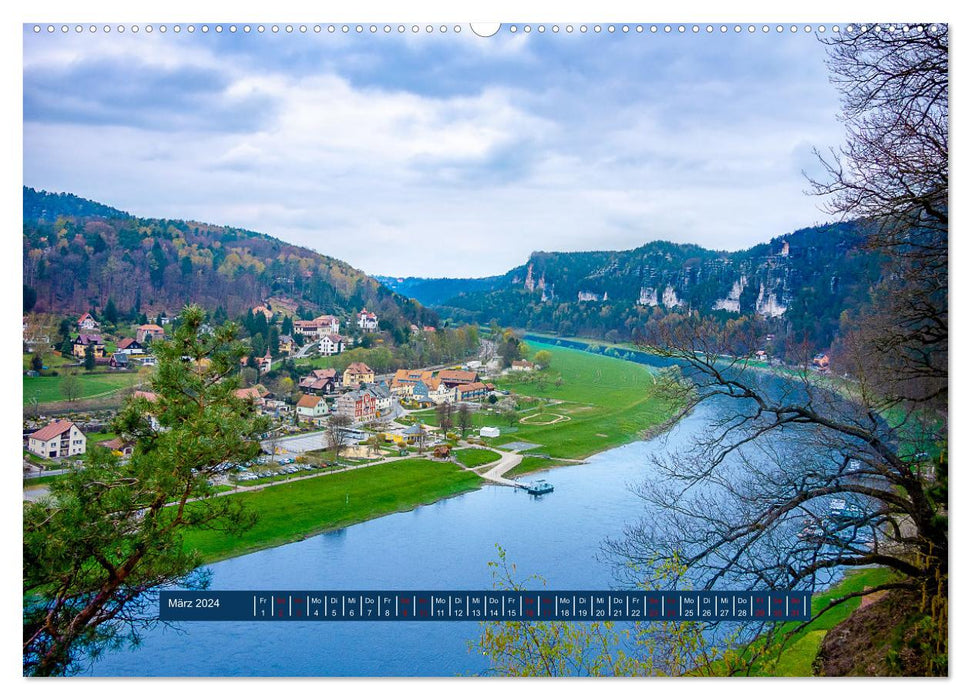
[23,30,846,278]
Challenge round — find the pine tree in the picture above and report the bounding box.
[24,305,269,676]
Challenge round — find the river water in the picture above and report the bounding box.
[82,341,856,677]
[82,397,733,676]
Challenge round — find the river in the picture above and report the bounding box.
[81,342,855,677]
[81,397,737,676]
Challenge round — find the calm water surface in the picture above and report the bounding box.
[84,402,725,676]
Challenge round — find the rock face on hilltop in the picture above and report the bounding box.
[432,222,881,353]
[22,187,436,329]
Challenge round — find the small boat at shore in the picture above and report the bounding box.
[522,479,554,495]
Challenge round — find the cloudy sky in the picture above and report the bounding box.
[23,25,845,277]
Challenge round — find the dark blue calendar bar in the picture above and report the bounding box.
[159,590,811,622]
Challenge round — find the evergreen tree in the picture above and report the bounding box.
[83,344,96,371]
[103,298,119,325]
[24,305,269,676]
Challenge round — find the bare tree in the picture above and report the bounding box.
[59,372,82,403]
[809,25,947,411]
[611,315,946,674]
[325,413,355,463]
[612,27,948,674]
[435,402,455,433]
[457,403,473,438]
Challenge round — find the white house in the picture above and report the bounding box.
[257,350,273,374]
[426,377,454,405]
[77,312,99,331]
[296,394,329,422]
[479,426,501,439]
[314,314,340,335]
[357,308,378,331]
[27,420,86,458]
[318,333,345,356]
[364,383,394,415]
[116,338,146,355]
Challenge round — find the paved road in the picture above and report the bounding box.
[292,341,319,359]
[479,450,524,487]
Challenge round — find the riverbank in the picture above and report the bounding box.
[182,458,482,564]
[183,340,686,561]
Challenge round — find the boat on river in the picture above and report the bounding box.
[522,479,554,495]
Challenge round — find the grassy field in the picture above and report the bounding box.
[23,371,142,405]
[182,459,483,563]
[453,448,500,468]
[472,342,679,459]
[504,455,559,478]
[753,567,899,676]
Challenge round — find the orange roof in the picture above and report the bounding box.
[234,386,265,401]
[439,369,478,383]
[30,420,77,442]
[138,324,164,333]
[456,382,488,393]
[296,394,323,408]
[393,369,433,383]
[345,362,373,375]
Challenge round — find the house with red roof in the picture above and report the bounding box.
[71,333,105,359]
[336,389,376,422]
[27,420,86,459]
[343,362,374,387]
[357,309,378,331]
[438,369,479,388]
[318,333,345,356]
[116,337,146,355]
[136,324,165,344]
[299,368,339,394]
[77,312,100,331]
[454,382,489,402]
[296,394,329,423]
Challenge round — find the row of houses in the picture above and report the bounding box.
[291,309,379,346]
[298,362,375,395]
[389,367,493,405]
[295,382,393,425]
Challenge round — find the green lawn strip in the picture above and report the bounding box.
[181,458,483,563]
[22,449,58,469]
[23,472,68,486]
[22,353,75,371]
[22,372,142,405]
[453,448,500,468]
[750,566,899,676]
[473,342,682,459]
[504,456,558,479]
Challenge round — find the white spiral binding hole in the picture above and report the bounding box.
[29,24,939,37]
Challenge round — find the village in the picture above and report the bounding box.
[23,303,546,495]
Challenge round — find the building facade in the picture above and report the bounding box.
[27,420,86,458]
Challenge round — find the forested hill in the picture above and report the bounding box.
[22,187,436,327]
[425,221,883,353]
